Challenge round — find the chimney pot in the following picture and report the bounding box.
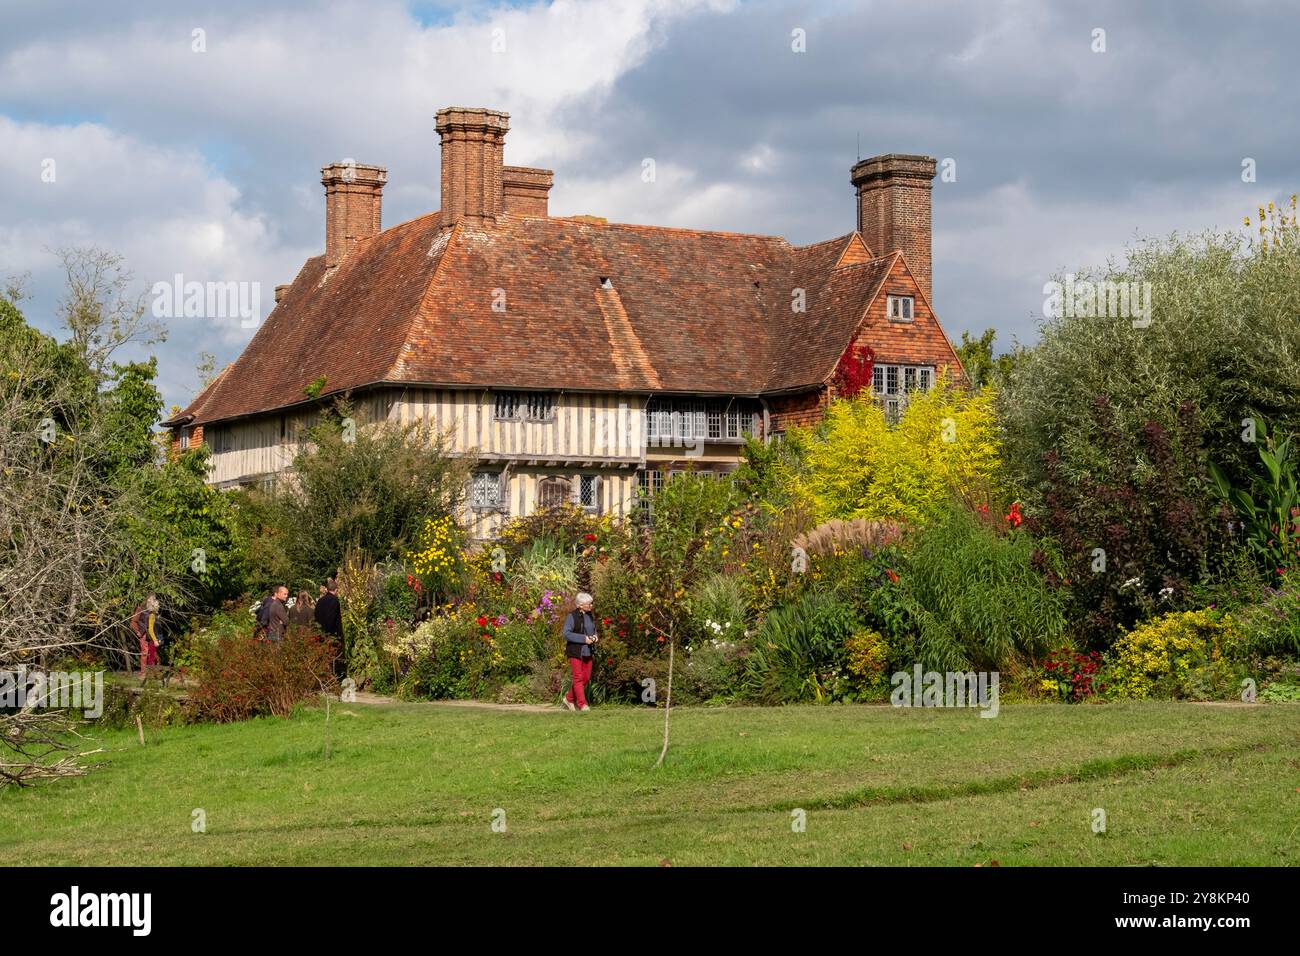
[851,154,937,304]
[321,161,386,268]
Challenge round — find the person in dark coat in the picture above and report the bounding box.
[314,579,345,677]
[314,579,343,638]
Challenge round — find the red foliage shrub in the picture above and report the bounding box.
[190,625,338,722]
[832,336,875,399]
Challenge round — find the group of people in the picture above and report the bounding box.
[133,581,598,706]
[255,579,346,675]
[257,580,344,640]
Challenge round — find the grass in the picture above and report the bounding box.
[2,700,1298,865]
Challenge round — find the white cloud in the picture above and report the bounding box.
[0,0,733,409]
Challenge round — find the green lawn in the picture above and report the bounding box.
[3,700,1297,865]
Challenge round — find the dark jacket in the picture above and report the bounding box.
[563,609,596,659]
[314,592,343,638]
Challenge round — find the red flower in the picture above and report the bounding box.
[407,575,414,586]
[583,533,597,542]
[476,616,488,627]
[1005,502,1024,528]
[885,568,899,584]
[606,657,614,666]
[656,635,666,643]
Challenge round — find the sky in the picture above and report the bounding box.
[2,0,1295,413]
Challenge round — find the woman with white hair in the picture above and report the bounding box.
[134,593,161,680]
[561,592,599,712]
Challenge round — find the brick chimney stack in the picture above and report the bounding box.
[321,161,386,268]
[502,165,553,217]
[851,154,937,304]
[435,107,510,223]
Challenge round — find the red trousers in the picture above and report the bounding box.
[566,655,593,708]
[139,637,158,673]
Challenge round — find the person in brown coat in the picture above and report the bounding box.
[266,586,290,642]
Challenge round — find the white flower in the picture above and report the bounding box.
[1158,587,1174,601]
[1120,576,1142,590]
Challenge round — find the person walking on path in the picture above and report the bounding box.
[265,585,290,643]
[562,592,598,712]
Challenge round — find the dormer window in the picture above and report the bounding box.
[599,276,613,290]
[888,295,914,322]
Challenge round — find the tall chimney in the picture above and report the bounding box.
[851,154,937,304]
[502,165,553,217]
[321,161,386,268]
[435,107,510,223]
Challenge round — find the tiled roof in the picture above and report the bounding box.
[173,213,939,426]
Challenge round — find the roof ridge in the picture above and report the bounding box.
[793,232,857,253]
[547,216,794,245]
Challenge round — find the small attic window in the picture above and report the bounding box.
[599,276,614,290]
[888,295,915,323]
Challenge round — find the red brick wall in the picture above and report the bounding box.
[768,389,830,433]
[858,254,964,379]
[503,165,553,217]
[169,424,203,459]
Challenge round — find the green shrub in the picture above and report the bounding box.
[844,628,890,698]
[97,683,190,730]
[1209,416,1300,577]
[1234,572,1300,658]
[493,617,555,677]
[171,601,258,676]
[1002,226,1300,525]
[1259,680,1300,702]
[370,565,419,630]
[280,415,469,580]
[743,593,861,703]
[681,637,746,703]
[902,505,1068,671]
[512,537,578,597]
[689,573,748,644]
[1104,609,1245,700]
[785,383,1005,525]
